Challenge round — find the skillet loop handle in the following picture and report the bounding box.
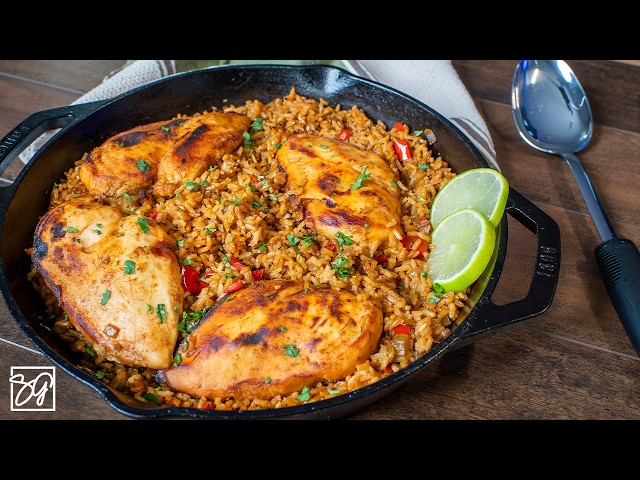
[456,187,561,346]
[0,100,108,177]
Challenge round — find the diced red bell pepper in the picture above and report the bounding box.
[229,257,246,271]
[393,138,413,161]
[251,268,265,281]
[201,402,214,410]
[325,242,337,251]
[392,324,412,336]
[372,255,389,263]
[224,280,245,294]
[338,128,353,141]
[401,235,427,260]
[181,265,208,295]
[249,174,259,185]
[383,365,394,374]
[149,211,159,220]
[393,121,405,131]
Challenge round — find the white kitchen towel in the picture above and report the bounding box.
[18,59,496,168]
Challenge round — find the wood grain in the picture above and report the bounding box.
[1,60,639,421]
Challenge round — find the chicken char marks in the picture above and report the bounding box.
[156,279,383,400]
[32,196,183,369]
[79,110,251,198]
[277,135,403,253]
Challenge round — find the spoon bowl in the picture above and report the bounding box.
[511,59,640,356]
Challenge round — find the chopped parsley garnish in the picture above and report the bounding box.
[122,192,133,201]
[182,258,194,266]
[283,344,299,358]
[146,304,153,313]
[257,243,268,253]
[208,166,215,172]
[95,370,106,379]
[156,304,167,323]
[421,271,428,278]
[204,227,216,233]
[248,184,257,193]
[332,256,353,278]
[143,393,160,404]
[123,260,135,274]
[223,273,236,279]
[93,229,102,235]
[176,239,185,248]
[328,388,341,395]
[66,226,78,233]
[200,181,209,187]
[136,159,150,171]
[86,343,95,356]
[428,294,440,303]
[298,386,311,401]
[264,377,272,384]
[173,305,179,312]
[350,165,371,189]
[53,182,60,187]
[96,223,102,228]
[250,117,263,132]
[173,353,182,365]
[413,130,424,136]
[137,217,150,233]
[64,312,69,321]
[274,143,282,149]
[251,201,262,209]
[222,255,231,268]
[177,307,209,335]
[269,193,278,201]
[418,196,426,203]
[287,234,300,246]
[418,163,430,170]
[243,131,253,150]
[185,181,199,191]
[433,283,445,294]
[278,326,287,333]
[320,144,329,149]
[335,231,354,252]
[100,290,111,306]
[390,180,398,188]
[364,223,370,229]
[231,197,243,206]
[161,125,170,132]
[301,236,314,248]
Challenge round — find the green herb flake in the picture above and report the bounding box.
[66,226,78,233]
[100,290,111,306]
[331,153,338,157]
[243,131,254,150]
[146,304,153,313]
[177,307,209,335]
[156,304,167,323]
[231,197,243,206]
[40,323,51,331]
[250,117,263,132]
[298,386,311,401]
[223,273,236,279]
[183,257,194,266]
[328,388,341,395]
[95,370,106,379]
[257,243,268,253]
[304,288,309,293]
[199,180,210,187]
[93,229,102,235]
[86,343,95,356]
[421,271,428,278]
[161,125,170,132]
[185,181,199,191]
[283,344,299,358]
[278,326,287,333]
[137,217,150,233]
[428,294,440,303]
[222,98,228,104]
[204,227,217,233]
[418,196,426,203]
[391,180,398,188]
[301,236,314,248]
[413,130,424,136]
[251,201,262,209]
[173,305,179,313]
[63,312,69,321]
[335,231,354,252]
[287,234,300,246]
[332,256,353,278]
[418,163,430,170]
[143,393,160,404]
[248,184,257,193]
[433,283,445,294]
[222,255,231,268]
[173,353,182,365]
[53,182,59,187]
[320,144,329,149]
[274,143,281,149]
[269,193,278,201]
[136,159,150,172]
[264,376,272,384]
[155,385,163,391]
[119,142,125,147]
[350,165,371,190]
[176,239,185,248]
[123,260,136,274]
[208,166,215,172]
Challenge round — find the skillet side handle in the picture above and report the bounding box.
[0,100,108,177]
[454,187,561,348]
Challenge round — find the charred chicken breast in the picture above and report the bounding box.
[277,135,403,253]
[79,110,251,198]
[156,279,383,400]
[31,196,182,369]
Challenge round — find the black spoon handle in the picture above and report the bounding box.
[595,237,640,355]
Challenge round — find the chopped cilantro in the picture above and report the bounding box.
[143,393,160,404]
[177,307,209,335]
[100,290,111,306]
[137,217,150,233]
[251,201,262,209]
[156,304,167,323]
[66,226,78,233]
[350,165,371,189]
[433,283,445,294]
[204,227,216,233]
[257,243,268,253]
[428,294,440,303]
[320,144,329,149]
[287,234,300,246]
[413,130,424,136]
[391,180,398,188]
[200,180,209,187]
[176,239,185,248]
[243,131,253,150]
[93,229,102,235]
[161,125,170,132]
[223,273,236,279]
[418,163,430,170]
[250,117,263,132]
[421,271,428,278]
[283,344,299,358]
[264,377,272,384]
[95,370,106,379]
[185,181,199,191]
[123,260,135,274]
[278,326,287,333]
[231,197,243,206]
[222,255,231,268]
[328,388,341,395]
[146,304,152,313]
[173,353,182,365]
[364,223,370,229]
[208,166,215,172]
[86,343,95,356]
[182,258,194,266]
[136,159,150,172]
[335,231,354,252]
[298,386,311,401]
[332,256,353,278]
[122,192,133,201]
[301,236,314,248]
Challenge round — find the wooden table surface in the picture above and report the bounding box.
[0,60,638,421]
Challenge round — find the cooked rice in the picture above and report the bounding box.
[27,87,469,411]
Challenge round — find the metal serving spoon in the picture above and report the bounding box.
[511,59,640,356]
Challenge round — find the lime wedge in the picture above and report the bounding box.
[426,208,496,292]
[430,168,509,229]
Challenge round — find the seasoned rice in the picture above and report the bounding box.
[27,87,469,411]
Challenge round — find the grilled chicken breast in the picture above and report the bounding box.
[156,279,383,400]
[32,196,182,369]
[277,135,403,253]
[79,110,251,198]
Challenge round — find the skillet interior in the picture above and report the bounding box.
[0,64,504,419]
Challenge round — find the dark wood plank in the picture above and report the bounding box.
[0,60,126,92]
[452,60,640,134]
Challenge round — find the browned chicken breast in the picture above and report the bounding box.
[79,110,251,198]
[277,135,403,253]
[156,279,383,400]
[31,196,182,369]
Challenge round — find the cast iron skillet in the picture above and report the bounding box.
[0,65,561,419]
